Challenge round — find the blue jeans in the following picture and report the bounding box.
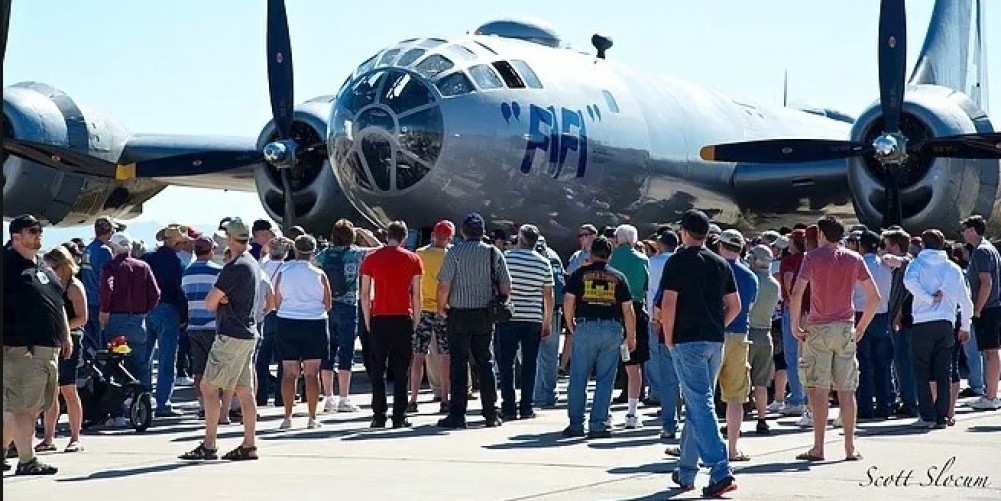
[892,327,918,410]
[534,314,562,406]
[567,319,621,433]
[645,321,662,401]
[672,341,732,486]
[325,302,359,371]
[84,306,103,353]
[964,325,985,393]
[856,313,893,416]
[657,338,681,433]
[146,304,181,411]
[496,321,543,415]
[105,313,151,390]
[782,308,806,406]
[256,312,283,405]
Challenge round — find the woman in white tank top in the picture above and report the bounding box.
[274,235,331,429]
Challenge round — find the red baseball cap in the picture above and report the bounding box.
[791,229,806,242]
[433,220,455,237]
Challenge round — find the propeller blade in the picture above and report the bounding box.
[910,132,1001,160]
[4,138,262,179]
[266,0,294,139]
[2,0,10,67]
[699,139,870,164]
[882,166,902,228]
[878,0,907,134]
[280,168,295,232]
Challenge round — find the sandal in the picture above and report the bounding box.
[845,451,863,461]
[729,452,751,462]
[15,458,58,475]
[222,445,258,461]
[64,441,83,453]
[178,443,219,461]
[33,442,57,453]
[796,450,825,461]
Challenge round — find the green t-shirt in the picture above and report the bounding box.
[748,268,780,330]
[608,245,649,303]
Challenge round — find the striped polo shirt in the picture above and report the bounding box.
[438,240,511,309]
[181,259,222,332]
[504,248,554,322]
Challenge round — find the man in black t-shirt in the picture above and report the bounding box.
[3,215,71,475]
[562,237,636,439]
[180,218,261,462]
[659,210,740,497]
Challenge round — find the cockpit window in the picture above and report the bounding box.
[469,64,504,90]
[475,41,497,54]
[382,70,436,114]
[418,38,446,49]
[602,90,620,113]
[414,55,454,79]
[375,48,401,68]
[510,60,543,89]
[355,54,377,76]
[443,44,477,62]
[435,72,474,97]
[491,61,525,88]
[397,48,426,67]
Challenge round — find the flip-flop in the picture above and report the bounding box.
[729,453,751,462]
[796,451,825,461]
[64,441,83,453]
[845,451,863,461]
[33,443,56,453]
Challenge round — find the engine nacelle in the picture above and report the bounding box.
[254,98,364,235]
[848,85,999,233]
[3,82,164,225]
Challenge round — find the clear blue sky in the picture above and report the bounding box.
[5,0,999,243]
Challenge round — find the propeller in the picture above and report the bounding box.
[2,0,10,68]
[265,0,297,233]
[698,0,1001,229]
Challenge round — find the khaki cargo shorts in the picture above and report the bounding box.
[719,333,751,403]
[3,346,59,414]
[799,322,858,391]
[747,328,774,387]
[202,335,257,392]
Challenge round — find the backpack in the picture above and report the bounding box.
[321,247,350,298]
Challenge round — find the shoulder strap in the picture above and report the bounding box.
[489,245,498,290]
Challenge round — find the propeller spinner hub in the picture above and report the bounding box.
[263,140,297,168]
[872,133,908,164]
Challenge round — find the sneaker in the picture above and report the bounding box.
[660,429,677,440]
[306,418,321,429]
[323,396,338,414]
[337,399,362,413]
[174,376,195,386]
[796,411,813,428]
[562,426,585,438]
[969,396,1001,410]
[436,416,467,429]
[392,418,412,429]
[767,401,786,413]
[671,470,694,491]
[624,414,642,429]
[14,458,58,476]
[370,416,388,429]
[958,388,983,399]
[781,404,806,416]
[279,418,292,430]
[155,408,183,418]
[832,416,842,429]
[484,415,503,428]
[587,429,612,439]
[703,475,737,498]
[105,416,129,428]
[913,418,934,427]
[406,401,419,414]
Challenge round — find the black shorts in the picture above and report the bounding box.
[625,302,650,365]
[973,306,1001,351]
[188,330,217,376]
[277,317,329,362]
[773,352,788,371]
[57,333,83,386]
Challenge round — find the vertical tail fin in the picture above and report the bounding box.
[909,0,989,112]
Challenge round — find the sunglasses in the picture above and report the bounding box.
[25,227,43,235]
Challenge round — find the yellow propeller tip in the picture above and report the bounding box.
[699,146,716,161]
[115,163,136,180]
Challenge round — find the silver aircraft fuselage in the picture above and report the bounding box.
[327,34,854,252]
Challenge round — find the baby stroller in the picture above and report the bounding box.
[78,336,153,432]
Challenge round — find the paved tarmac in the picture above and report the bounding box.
[3,374,999,500]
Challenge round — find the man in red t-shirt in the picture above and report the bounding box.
[777,229,808,417]
[360,221,424,429]
[790,216,879,463]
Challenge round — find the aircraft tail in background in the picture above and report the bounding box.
[910,0,989,112]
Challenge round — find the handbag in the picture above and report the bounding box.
[487,246,515,323]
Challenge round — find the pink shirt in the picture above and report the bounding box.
[798,245,872,325]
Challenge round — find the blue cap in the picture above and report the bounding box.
[463,212,485,232]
